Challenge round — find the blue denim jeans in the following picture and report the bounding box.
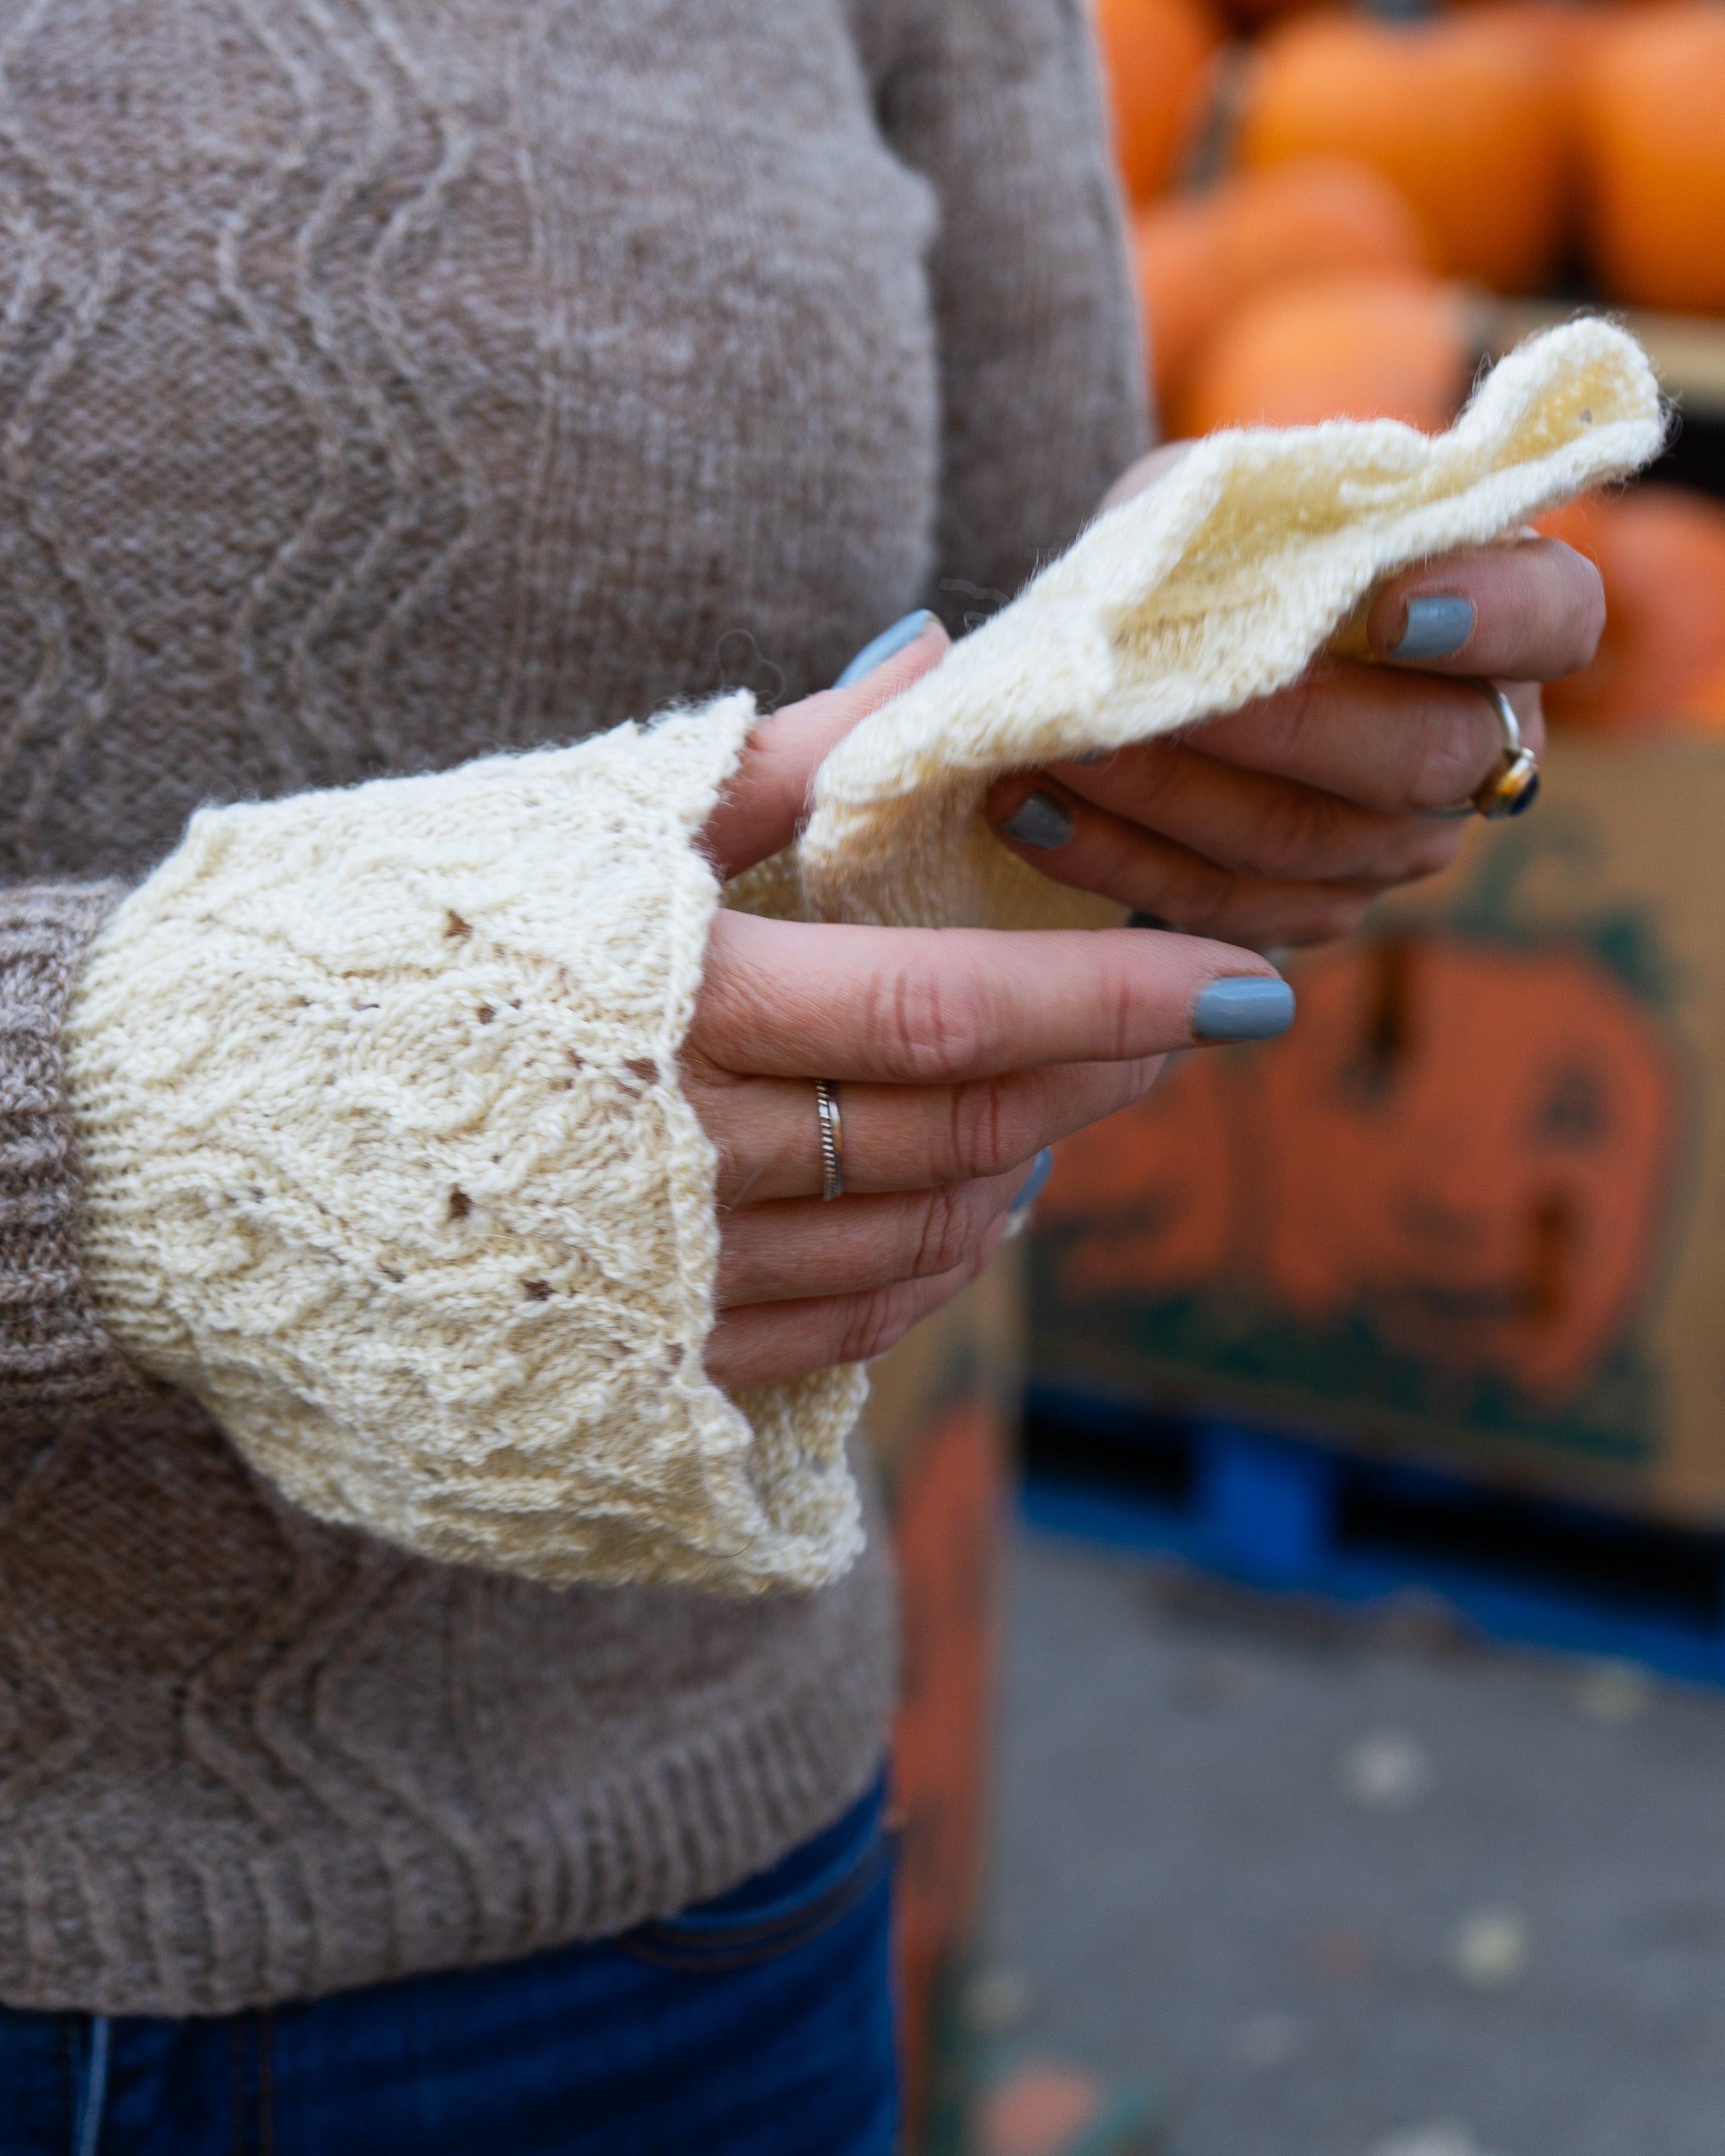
[0,1775,895,2156]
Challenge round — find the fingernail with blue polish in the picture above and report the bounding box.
[1193,976,1295,1041]
[834,609,936,688]
[1392,594,1476,662]
[1010,1148,1055,1214]
[1000,791,1074,849]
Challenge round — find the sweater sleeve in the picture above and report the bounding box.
[874,0,1152,630]
[61,696,868,1597]
[0,883,148,1428]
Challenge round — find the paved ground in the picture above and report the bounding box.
[985,1528,1725,2156]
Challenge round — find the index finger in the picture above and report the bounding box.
[1102,660,1545,817]
[1366,538,1604,682]
[693,910,1292,1082]
[700,617,949,881]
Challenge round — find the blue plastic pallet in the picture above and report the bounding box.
[1021,1383,1725,1687]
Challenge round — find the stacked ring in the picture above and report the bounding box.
[814,1079,844,1202]
[1429,680,1542,820]
[1466,680,1541,819]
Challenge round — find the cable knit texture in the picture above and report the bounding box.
[67,701,868,1594]
[794,320,1664,930]
[0,0,1143,2015]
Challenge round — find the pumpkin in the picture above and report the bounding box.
[1256,936,1674,1403]
[1673,657,1725,730]
[1538,487,1725,729]
[1133,159,1432,427]
[1040,1051,1236,1302]
[1578,4,1725,313]
[1094,0,1224,203]
[1234,8,1572,293]
[1169,270,1470,438]
[1218,0,1321,23]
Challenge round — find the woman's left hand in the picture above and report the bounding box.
[984,449,1606,948]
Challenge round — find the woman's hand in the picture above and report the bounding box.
[691,620,1290,1392]
[984,448,1606,948]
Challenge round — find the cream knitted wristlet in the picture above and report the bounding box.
[788,318,1666,931]
[64,698,867,1595]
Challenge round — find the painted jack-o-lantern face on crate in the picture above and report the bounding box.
[1257,936,1676,1402]
[1038,1049,1236,1301]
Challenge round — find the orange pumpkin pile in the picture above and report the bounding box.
[1092,0,1725,731]
[1576,4,1725,313]
[1134,159,1432,421]
[1537,487,1725,728]
[1094,0,1223,203]
[1232,8,1573,293]
[1097,0,1725,318]
[1169,271,1471,437]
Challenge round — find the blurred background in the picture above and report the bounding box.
[872,3,1725,2151]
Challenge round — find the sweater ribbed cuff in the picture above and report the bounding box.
[0,883,146,1425]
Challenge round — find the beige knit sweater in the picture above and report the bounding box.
[0,0,1145,2015]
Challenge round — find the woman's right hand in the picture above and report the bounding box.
[690,620,1290,1393]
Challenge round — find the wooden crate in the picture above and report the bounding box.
[1031,739,1725,1533]
[865,1239,1024,2148]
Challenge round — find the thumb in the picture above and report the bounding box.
[701,612,949,882]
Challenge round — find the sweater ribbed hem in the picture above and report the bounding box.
[0,1532,897,2017]
[0,884,146,1425]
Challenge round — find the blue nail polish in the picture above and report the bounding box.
[1000,791,1074,849]
[1010,1147,1055,1214]
[1193,976,1295,1041]
[1392,594,1476,662]
[834,609,936,687]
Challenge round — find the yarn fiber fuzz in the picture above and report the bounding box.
[794,318,1665,931]
[66,696,867,1596]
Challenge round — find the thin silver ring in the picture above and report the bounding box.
[815,1079,844,1202]
[1468,678,1541,819]
[1478,677,1523,758]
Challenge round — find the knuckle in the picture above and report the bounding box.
[1318,895,1372,943]
[869,956,985,1082]
[838,1288,914,1365]
[1082,818,1148,898]
[1398,820,1466,881]
[948,1077,1034,1180]
[1294,892,1373,947]
[1169,859,1250,937]
[1411,714,1495,811]
[1273,671,1339,763]
[1238,788,1331,880]
[911,1183,979,1279]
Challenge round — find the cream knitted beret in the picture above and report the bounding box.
[65,698,866,1595]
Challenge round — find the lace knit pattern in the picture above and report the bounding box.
[67,704,871,1595]
[0,0,1145,2013]
[799,320,1664,931]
